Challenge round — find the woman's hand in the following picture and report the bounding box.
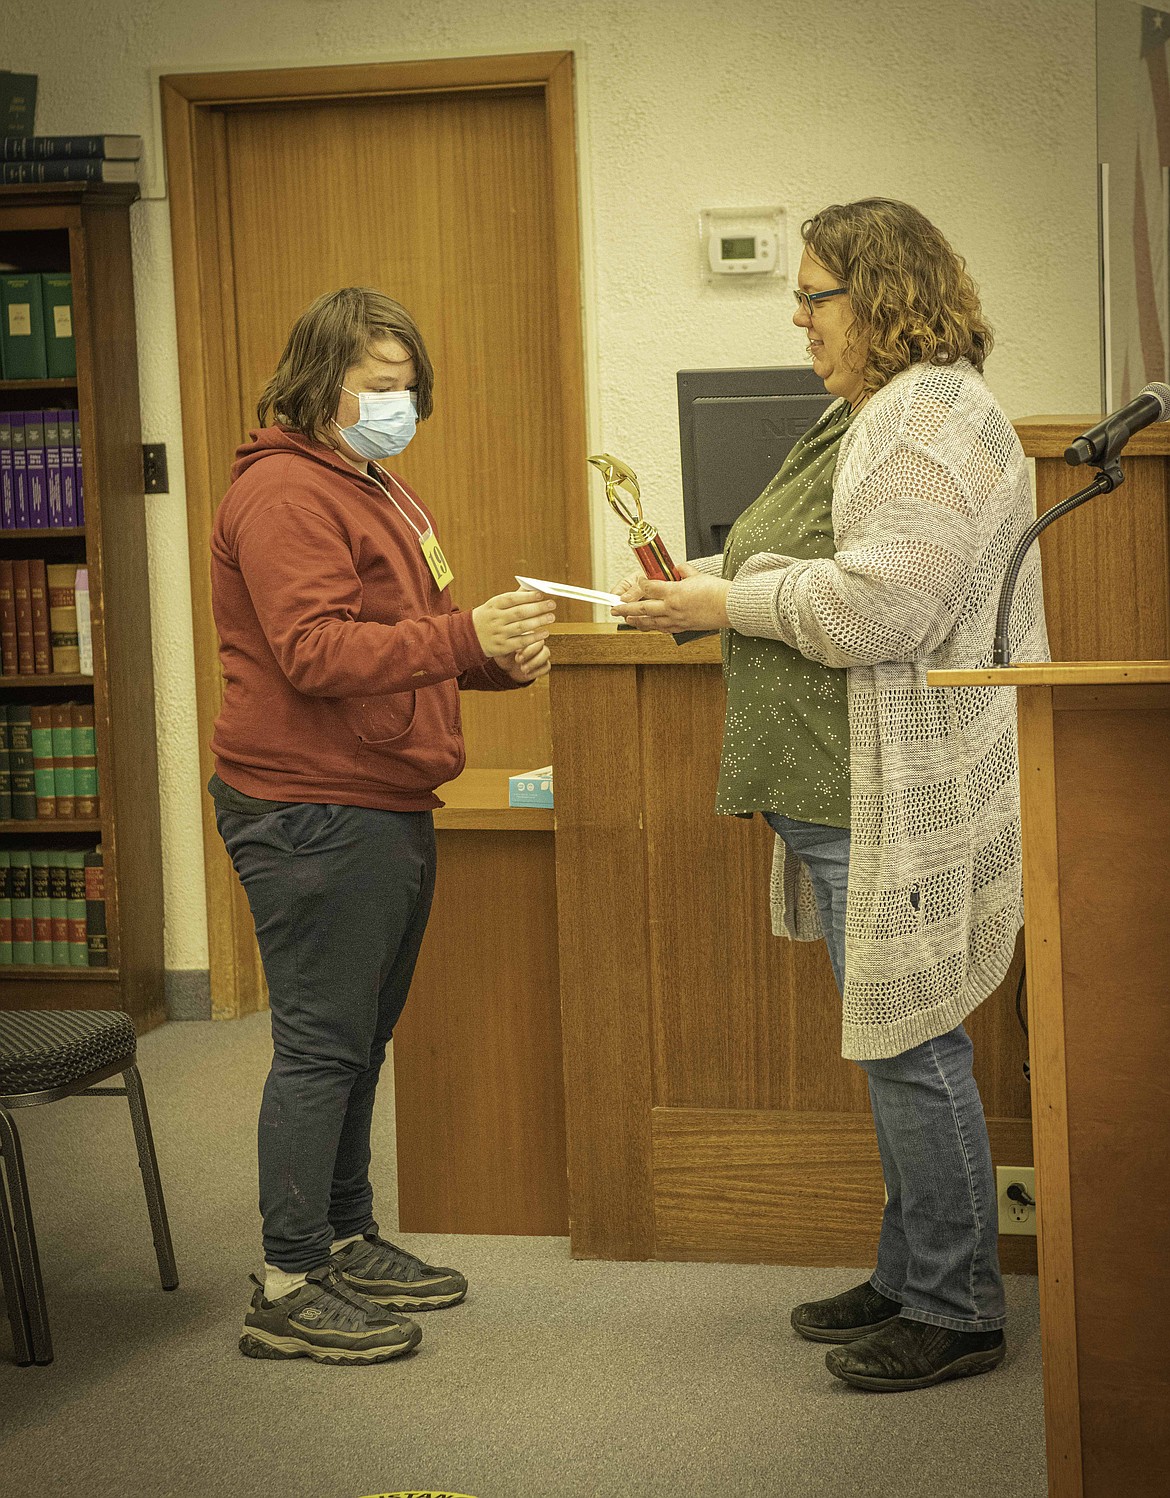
[612,569,647,602]
[610,561,731,632]
[472,589,556,657]
[494,636,551,683]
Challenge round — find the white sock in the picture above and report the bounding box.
[330,1233,363,1255]
[263,1264,308,1301]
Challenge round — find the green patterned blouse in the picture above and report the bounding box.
[715,399,853,826]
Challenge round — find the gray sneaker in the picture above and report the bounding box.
[239,1262,422,1364]
[332,1231,468,1311]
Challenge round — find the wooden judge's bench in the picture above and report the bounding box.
[393,418,1169,1497]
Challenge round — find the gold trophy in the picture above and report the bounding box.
[587,453,681,582]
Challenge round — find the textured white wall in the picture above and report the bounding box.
[7,0,1100,973]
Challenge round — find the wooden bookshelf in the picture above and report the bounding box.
[0,184,164,1030]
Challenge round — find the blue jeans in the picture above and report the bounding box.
[763,811,1006,1332]
[216,801,436,1272]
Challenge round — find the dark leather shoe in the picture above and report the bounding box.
[825,1316,1006,1390]
[791,1281,903,1343]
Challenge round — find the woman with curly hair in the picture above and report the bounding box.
[614,198,1049,1391]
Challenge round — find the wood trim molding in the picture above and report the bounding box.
[161,52,588,1019]
[1014,417,1170,460]
[1017,685,1084,1498]
[159,52,576,105]
[929,662,1170,688]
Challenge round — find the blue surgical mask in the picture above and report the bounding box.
[335,387,418,459]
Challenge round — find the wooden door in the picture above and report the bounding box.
[162,56,589,1017]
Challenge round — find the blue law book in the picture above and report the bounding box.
[11,412,29,528]
[24,409,48,528]
[58,408,77,526]
[0,411,14,528]
[1,134,140,161]
[43,408,62,526]
[74,412,84,526]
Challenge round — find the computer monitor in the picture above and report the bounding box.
[677,366,833,561]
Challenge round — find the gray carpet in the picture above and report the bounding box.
[0,1014,1047,1498]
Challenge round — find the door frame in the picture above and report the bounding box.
[160,52,590,1019]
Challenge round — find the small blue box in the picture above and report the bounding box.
[508,765,553,808]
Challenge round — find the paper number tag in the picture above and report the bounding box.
[420,528,454,590]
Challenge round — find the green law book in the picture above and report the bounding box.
[0,274,48,380]
[64,850,88,965]
[40,274,76,379]
[71,701,98,816]
[10,849,32,963]
[0,704,10,818]
[0,850,11,964]
[7,703,36,820]
[29,703,55,817]
[30,848,52,962]
[50,700,74,813]
[48,853,69,964]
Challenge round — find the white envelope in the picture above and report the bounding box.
[515,575,623,606]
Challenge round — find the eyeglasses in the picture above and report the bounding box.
[793,287,848,316]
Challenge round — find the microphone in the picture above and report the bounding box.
[1065,382,1170,467]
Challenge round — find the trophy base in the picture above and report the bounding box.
[617,623,717,645]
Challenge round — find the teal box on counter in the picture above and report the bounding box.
[508,766,553,808]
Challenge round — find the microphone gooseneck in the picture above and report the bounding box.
[991,385,1170,666]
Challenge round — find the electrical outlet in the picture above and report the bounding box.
[996,1165,1037,1236]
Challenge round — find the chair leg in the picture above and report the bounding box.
[0,1155,33,1365]
[0,1106,52,1363]
[122,1065,178,1291]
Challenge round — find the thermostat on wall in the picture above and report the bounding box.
[700,206,785,281]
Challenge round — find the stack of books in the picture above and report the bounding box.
[1,132,140,185]
[0,846,107,967]
[0,411,85,526]
[0,273,75,377]
[0,700,100,821]
[0,559,92,676]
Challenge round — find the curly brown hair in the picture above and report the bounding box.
[257,287,434,437]
[801,199,993,398]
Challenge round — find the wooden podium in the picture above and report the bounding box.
[929,663,1169,1498]
[545,625,1033,1268]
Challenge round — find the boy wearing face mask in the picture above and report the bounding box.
[208,287,554,1365]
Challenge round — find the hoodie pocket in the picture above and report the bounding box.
[342,691,418,745]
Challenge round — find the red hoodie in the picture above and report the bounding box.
[210,426,520,810]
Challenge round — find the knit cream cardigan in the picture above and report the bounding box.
[695,359,1049,1060]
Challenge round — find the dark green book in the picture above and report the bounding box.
[0,705,10,818]
[30,848,52,963]
[0,850,11,964]
[0,75,37,138]
[9,849,32,964]
[0,274,48,380]
[48,853,69,965]
[65,850,87,966]
[40,276,76,379]
[7,703,36,820]
[84,847,107,966]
